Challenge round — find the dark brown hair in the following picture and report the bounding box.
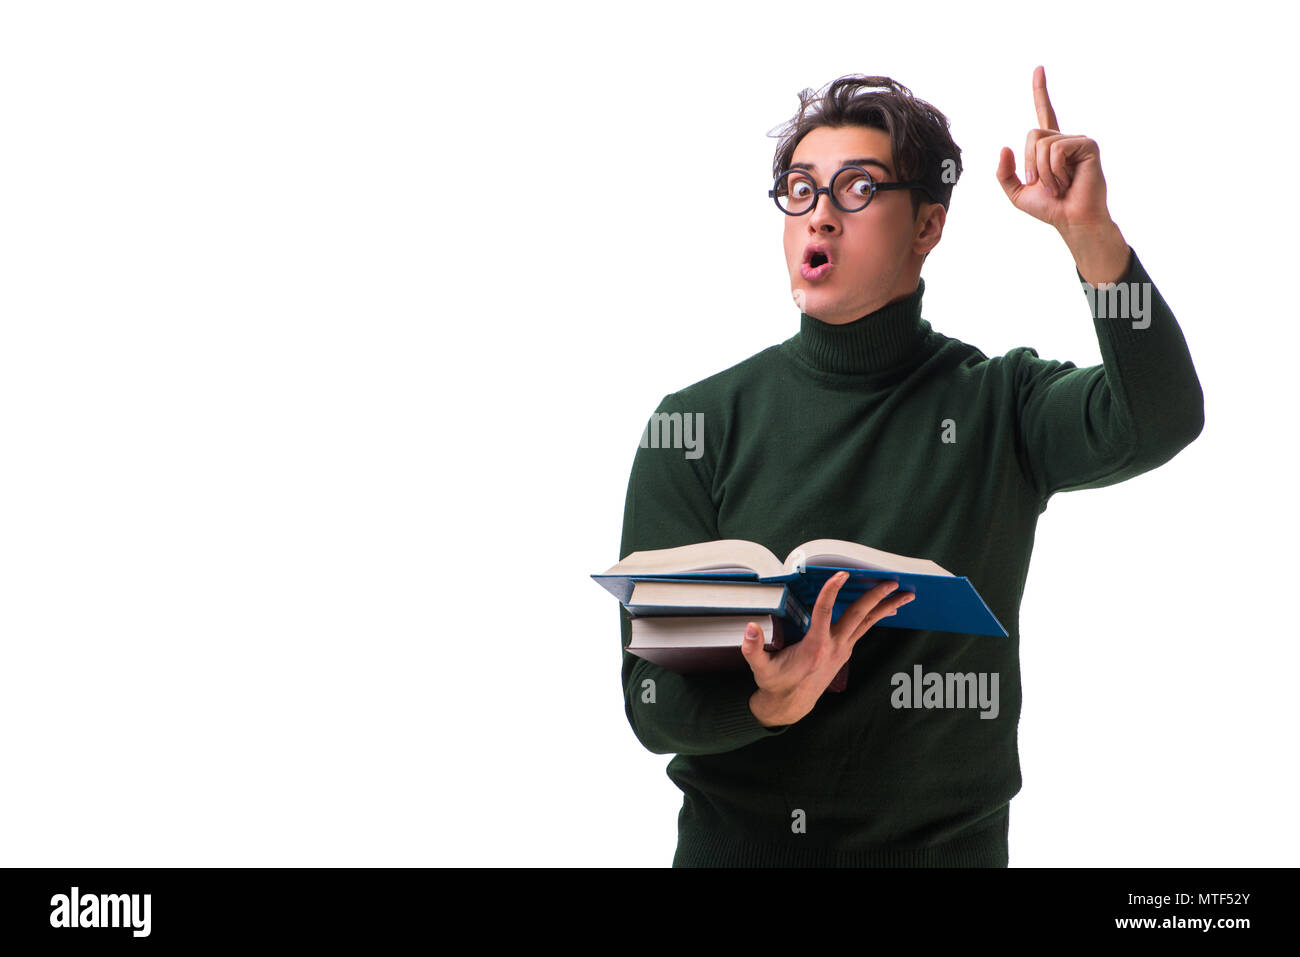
[768,75,963,220]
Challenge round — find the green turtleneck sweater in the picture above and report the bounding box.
[616,246,1203,867]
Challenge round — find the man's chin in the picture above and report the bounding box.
[795,287,841,317]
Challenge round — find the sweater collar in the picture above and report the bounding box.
[789,278,930,375]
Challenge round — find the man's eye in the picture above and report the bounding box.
[792,182,813,197]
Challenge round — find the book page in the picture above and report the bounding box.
[604,539,783,577]
[785,538,952,577]
[628,581,788,607]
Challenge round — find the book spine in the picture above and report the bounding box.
[769,614,785,652]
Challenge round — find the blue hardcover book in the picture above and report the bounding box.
[594,538,1006,638]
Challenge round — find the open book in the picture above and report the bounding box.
[595,538,1005,638]
[606,538,951,578]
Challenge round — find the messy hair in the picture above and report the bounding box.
[768,75,963,219]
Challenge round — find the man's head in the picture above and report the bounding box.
[768,76,963,325]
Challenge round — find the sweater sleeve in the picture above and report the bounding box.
[617,392,793,756]
[1011,246,1205,506]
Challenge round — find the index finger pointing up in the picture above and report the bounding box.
[1033,64,1059,131]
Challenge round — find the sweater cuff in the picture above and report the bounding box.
[1078,246,1173,347]
[711,688,792,741]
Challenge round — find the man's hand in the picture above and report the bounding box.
[743,571,915,727]
[995,65,1130,286]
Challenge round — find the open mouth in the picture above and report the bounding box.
[801,246,834,281]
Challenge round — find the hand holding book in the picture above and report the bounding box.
[744,571,915,727]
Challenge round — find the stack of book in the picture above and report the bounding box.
[594,538,1007,693]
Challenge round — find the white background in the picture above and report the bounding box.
[1,1,1295,867]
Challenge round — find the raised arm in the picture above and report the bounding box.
[995,65,1204,503]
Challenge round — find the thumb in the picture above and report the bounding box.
[740,621,767,668]
[995,146,1023,202]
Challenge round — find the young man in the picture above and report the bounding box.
[616,68,1203,866]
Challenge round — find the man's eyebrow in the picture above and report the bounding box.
[789,157,894,177]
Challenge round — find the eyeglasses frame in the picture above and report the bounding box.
[769,165,934,215]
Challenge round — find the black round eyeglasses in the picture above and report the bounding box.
[770,165,932,215]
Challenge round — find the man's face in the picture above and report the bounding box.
[782,125,940,325]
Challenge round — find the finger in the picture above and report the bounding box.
[832,578,900,646]
[1035,134,1064,195]
[1024,127,1055,187]
[996,146,1024,202]
[1033,64,1059,132]
[808,571,849,637]
[1023,128,1052,187]
[740,620,772,677]
[1048,135,1089,194]
[846,591,917,646]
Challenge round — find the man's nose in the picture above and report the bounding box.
[807,190,840,231]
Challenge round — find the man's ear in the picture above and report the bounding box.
[913,202,945,257]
